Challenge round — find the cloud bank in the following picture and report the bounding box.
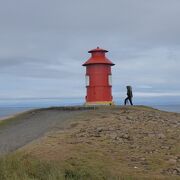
[0,0,180,104]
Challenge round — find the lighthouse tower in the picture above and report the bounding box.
[82,47,115,105]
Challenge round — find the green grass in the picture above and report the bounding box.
[0,153,111,180]
[0,154,145,180]
[0,116,21,127]
[0,153,100,180]
[0,153,177,180]
[0,153,63,180]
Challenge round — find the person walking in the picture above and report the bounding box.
[124,86,133,105]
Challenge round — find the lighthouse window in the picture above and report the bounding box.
[86,75,90,86]
[108,75,112,86]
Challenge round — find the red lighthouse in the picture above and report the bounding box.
[83,47,115,105]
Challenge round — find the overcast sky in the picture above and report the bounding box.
[0,0,180,104]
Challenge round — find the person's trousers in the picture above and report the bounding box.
[124,96,133,105]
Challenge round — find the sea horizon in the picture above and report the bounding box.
[0,98,180,119]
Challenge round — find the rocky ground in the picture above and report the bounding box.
[21,106,180,179]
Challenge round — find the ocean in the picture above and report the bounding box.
[153,105,180,113]
[0,98,83,119]
[0,98,179,119]
[0,107,32,119]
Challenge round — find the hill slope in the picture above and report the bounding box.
[19,106,180,179]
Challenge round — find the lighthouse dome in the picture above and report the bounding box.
[83,47,115,66]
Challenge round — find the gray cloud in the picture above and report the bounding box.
[0,0,180,103]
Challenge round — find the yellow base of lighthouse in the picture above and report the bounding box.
[84,101,115,106]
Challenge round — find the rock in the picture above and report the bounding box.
[108,127,115,131]
[157,133,166,139]
[168,159,177,165]
[177,157,180,162]
[117,138,124,143]
[79,128,86,133]
[127,116,133,120]
[144,149,156,154]
[124,134,130,139]
[160,146,171,150]
[129,145,139,149]
[130,157,137,162]
[120,133,130,140]
[148,133,156,138]
[77,134,86,138]
[148,114,154,118]
[109,133,118,140]
[140,157,146,161]
[172,169,179,175]
[94,132,101,137]
[96,127,103,132]
[163,168,180,175]
[176,168,180,173]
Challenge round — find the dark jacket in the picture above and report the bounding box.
[127,86,133,98]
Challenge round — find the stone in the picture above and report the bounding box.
[94,133,101,137]
[96,127,103,132]
[160,146,171,150]
[168,159,177,165]
[176,168,180,173]
[108,127,115,131]
[109,133,118,140]
[170,168,180,175]
[140,157,146,161]
[120,133,130,140]
[157,133,166,139]
[117,138,124,143]
[148,133,156,138]
[127,116,133,120]
[172,170,177,175]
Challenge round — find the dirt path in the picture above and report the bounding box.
[0,108,83,155]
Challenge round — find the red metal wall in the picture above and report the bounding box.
[86,64,113,102]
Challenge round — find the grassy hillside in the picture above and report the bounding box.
[0,106,180,179]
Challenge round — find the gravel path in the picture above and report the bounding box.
[0,109,82,155]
